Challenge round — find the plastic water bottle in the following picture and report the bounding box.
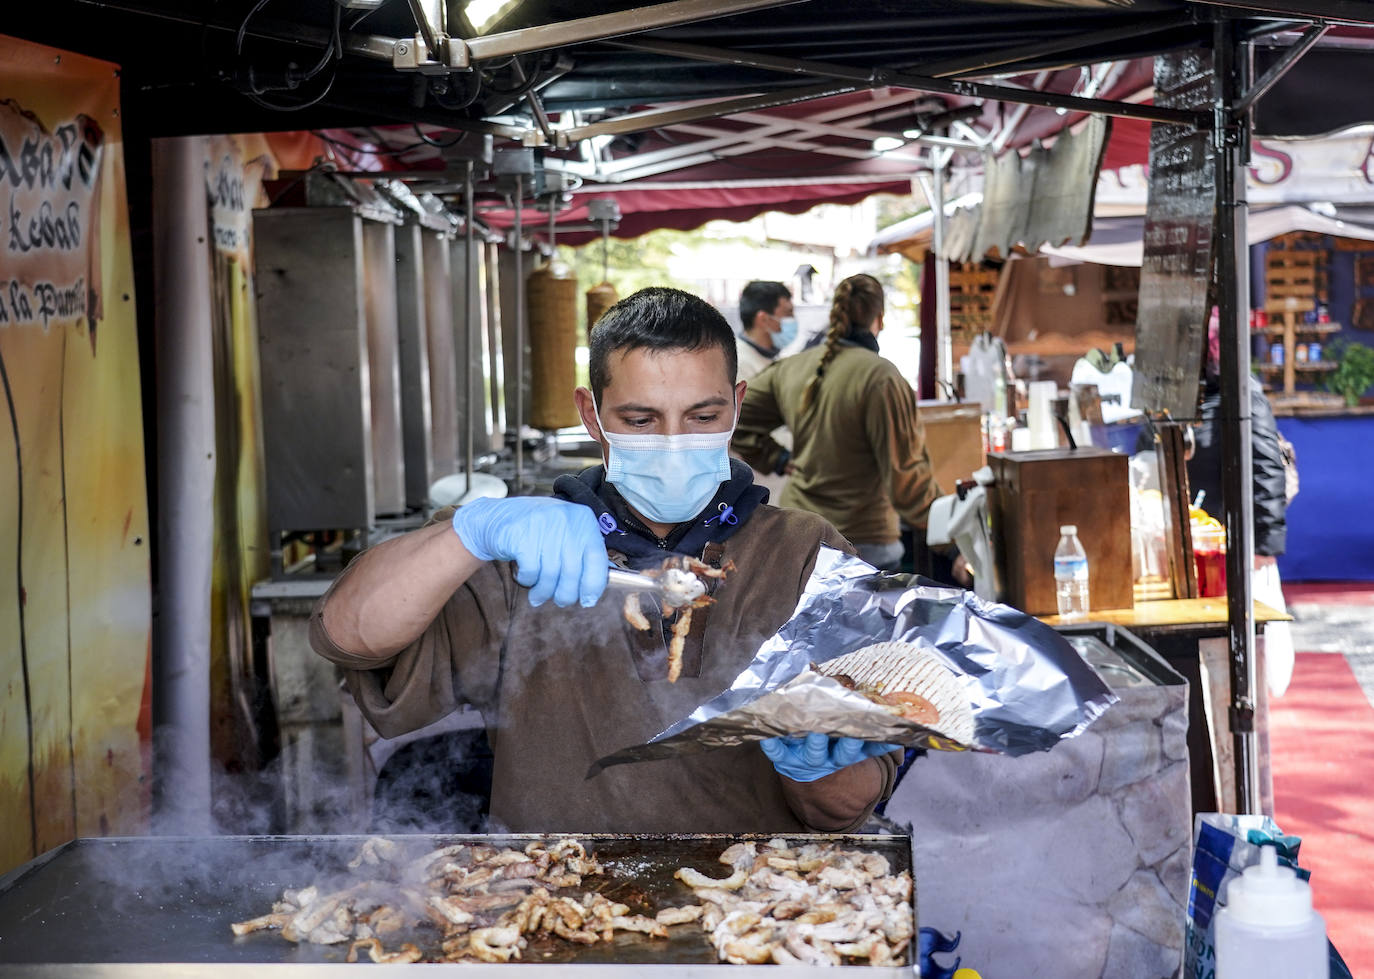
[1215,846,1327,979]
[1054,524,1090,618]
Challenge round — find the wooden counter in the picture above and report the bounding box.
[1038,597,1291,633]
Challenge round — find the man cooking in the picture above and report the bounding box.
[311,287,897,834]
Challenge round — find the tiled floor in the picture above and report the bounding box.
[1287,585,1374,707]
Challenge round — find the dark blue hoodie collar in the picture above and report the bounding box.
[553,459,768,567]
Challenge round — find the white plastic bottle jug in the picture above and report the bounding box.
[1215,846,1327,979]
[1053,524,1090,618]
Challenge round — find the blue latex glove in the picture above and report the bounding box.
[452,497,608,608]
[759,732,900,783]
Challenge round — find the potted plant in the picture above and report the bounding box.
[1323,340,1374,407]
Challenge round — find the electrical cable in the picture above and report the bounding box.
[312,132,430,157]
[412,123,467,148]
[235,0,275,56]
[428,64,487,110]
[243,71,336,112]
[297,4,342,81]
[235,2,342,112]
[347,5,380,30]
[482,55,545,98]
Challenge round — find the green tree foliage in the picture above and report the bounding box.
[875,195,927,232]
[556,230,693,334]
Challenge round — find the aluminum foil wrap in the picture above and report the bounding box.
[590,546,1117,776]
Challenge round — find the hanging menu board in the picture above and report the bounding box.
[1131,51,1215,420]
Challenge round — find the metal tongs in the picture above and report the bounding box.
[606,566,707,606]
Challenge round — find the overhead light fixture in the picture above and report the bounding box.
[901,128,924,140]
[465,0,521,33]
[872,136,904,153]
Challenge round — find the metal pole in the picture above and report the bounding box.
[1191,0,1374,27]
[150,136,214,835]
[1214,19,1260,814]
[609,36,1206,128]
[546,205,561,462]
[464,0,801,62]
[933,152,953,399]
[485,242,505,438]
[916,153,953,399]
[513,174,525,491]
[463,161,475,497]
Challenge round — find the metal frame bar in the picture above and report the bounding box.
[1213,18,1260,816]
[612,36,1208,127]
[575,171,925,192]
[1231,21,1329,117]
[406,0,442,61]
[464,0,802,62]
[561,82,857,141]
[463,161,477,497]
[989,71,1048,153]
[1192,0,1374,26]
[733,108,980,152]
[70,0,400,59]
[564,89,975,183]
[669,122,886,160]
[511,175,526,490]
[913,12,1200,79]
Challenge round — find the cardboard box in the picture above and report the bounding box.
[918,399,986,495]
[987,447,1133,614]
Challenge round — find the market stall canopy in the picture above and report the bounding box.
[1042,205,1374,267]
[876,200,1374,268]
[8,0,1370,240]
[874,124,1374,263]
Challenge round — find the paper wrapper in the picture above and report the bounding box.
[589,546,1117,776]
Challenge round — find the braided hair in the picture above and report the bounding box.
[801,273,884,410]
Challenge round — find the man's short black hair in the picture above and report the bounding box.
[739,280,792,332]
[589,287,738,405]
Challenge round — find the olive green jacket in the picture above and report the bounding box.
[733,341,939,545]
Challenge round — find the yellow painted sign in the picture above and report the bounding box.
[0,34,151,872]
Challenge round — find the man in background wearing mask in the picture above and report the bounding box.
[735,280,796,381]
[311,287,898,835]
[735,281,798,497]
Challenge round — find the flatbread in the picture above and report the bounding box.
[817,641,975,745]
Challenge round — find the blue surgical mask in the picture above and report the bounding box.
[596,404,734,524]
[776,316,799,350]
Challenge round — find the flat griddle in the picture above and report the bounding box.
[0,834,916,977]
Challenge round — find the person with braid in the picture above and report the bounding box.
[732,273,939,572]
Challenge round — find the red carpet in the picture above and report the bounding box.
[1285,582,1374,605]
[1271,652,1374,976]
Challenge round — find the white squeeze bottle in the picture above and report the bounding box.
[1215,846,1326,979]
[1053,525,1090,618]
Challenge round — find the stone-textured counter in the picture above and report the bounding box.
[883,659,1190,978]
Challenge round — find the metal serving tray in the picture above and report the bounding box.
[0,834,916,977]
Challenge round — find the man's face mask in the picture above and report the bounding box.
[775,315,799,350]
[595,401,735,524]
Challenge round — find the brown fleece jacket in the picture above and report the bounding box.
[310,504,898,834]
